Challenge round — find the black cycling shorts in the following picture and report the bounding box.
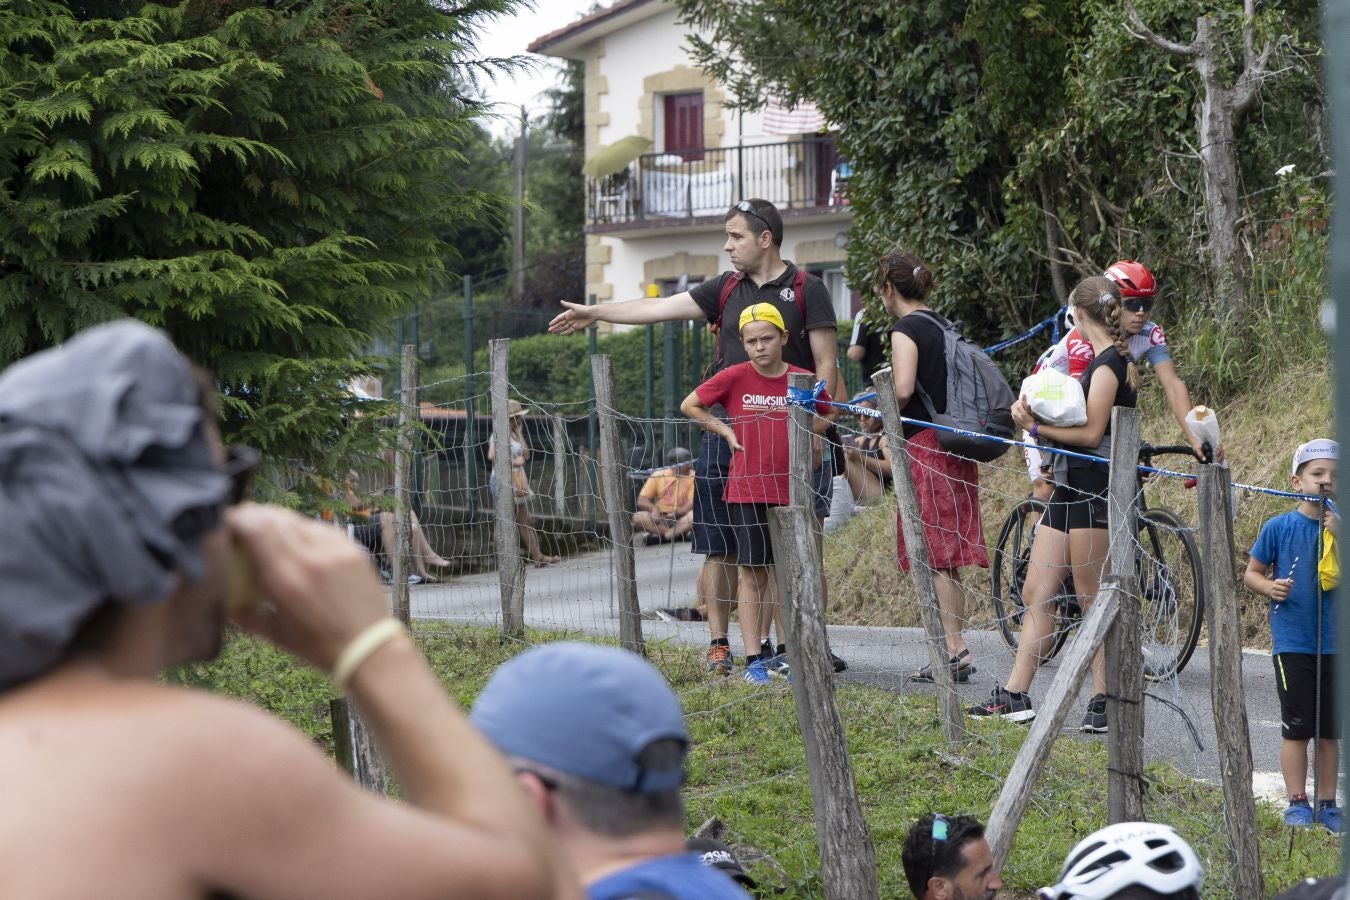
[1041,467,1111,533]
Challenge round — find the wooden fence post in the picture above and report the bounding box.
[592,355,644,655]
[986,577,1123,866]
[768,505,879,900]
[552,412,568,516]
[390,344,416,627]
[1105,407,1143,822]
[330,697,387,793]
[786,373,816,510]
[490,339,526,639]
[870,369,965,745]
[1198,464,1263,899]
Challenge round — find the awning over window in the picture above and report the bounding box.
[762,96,828,135]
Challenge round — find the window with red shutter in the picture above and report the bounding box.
[662,92,704,161]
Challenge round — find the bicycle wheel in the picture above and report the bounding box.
[991,498,1071,660]
[1137,507,1205,681]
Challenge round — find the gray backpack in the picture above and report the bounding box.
[912,311,1016,462]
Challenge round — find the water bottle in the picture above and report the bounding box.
[1184,406,1222,461]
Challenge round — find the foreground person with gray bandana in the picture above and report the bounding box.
[0,321,578,900]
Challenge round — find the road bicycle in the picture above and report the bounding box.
[989,443,1205,681]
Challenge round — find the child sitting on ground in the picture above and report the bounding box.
[680,303,831,685]
[1243,438,1340,832]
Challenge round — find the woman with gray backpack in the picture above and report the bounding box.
[876,245,996,685]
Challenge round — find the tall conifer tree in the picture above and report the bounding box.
[0,0,515,471]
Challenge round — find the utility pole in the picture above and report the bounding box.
[513,105,526,305]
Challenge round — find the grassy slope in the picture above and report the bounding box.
[181,625,1341,898]
[824,363,1333,649]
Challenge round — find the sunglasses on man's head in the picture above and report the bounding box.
[734,199,773,235]
[1122,298,1155,314]
[223,445,261,506]
[930,813,949,865]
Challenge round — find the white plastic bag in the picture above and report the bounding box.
[1019,370,1087,427]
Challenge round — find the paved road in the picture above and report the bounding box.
[410,539,1318,801]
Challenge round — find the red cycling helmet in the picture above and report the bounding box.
[1103,260,1157,298]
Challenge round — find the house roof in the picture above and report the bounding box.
[527,0,667,59]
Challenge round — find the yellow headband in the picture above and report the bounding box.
[737,302,786,334]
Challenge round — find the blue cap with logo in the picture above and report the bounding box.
[470,642,688,793]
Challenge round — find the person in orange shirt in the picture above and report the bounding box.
[632,447,695,546]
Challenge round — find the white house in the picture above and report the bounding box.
[528,0,855,327]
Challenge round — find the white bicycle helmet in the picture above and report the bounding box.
[1037,822,1203,899]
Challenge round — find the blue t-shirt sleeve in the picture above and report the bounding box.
[1250,518,1277,566]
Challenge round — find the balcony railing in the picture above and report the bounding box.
[586,136,851,228]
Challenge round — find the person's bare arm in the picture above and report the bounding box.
[846,343,865,362]
[635,486,659,515]
[1243,554,1290,602]
[681,391,742,452]
[1151,360,1209,460]
[1015,365,1120,449]
[548,292,703,334]
[222,506,578,899]
[808,326,839,417]
[890,331,919,407]
[862,440,891,477]
[178,694,576,900]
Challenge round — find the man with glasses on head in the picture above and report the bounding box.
[548,198,844,679]
[0,320,576,899]
[901,813,1003,900]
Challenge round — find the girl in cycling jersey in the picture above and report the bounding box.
[970,276,1139,730]
[1032,260,1207,461]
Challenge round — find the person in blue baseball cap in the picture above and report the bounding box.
[471,642,751,899]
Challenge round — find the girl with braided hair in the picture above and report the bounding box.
[969,276,1138,731]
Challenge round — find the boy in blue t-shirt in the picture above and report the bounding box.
[1244,438,1340,832]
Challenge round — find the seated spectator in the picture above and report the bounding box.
[841,395,892,503]
[345,471,452,583]
[0,320,574,898]
[633,447,696,546]
[901,813,1002,900]
[1037,821,1203,900]
[471,642,750,899]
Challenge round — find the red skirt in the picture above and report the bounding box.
[895,427,990,572]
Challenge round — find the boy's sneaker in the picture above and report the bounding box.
[705,644,732,676]
[830,651,849,673]
[742,659,770,686]
[967,686,1035,723]
[1316,802,1342,833]
[764,654,791,679]
[1283,799,1314,827]
[1080,694,1108,733]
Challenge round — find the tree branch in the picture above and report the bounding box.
[1123,2,1197,57]
[1233,0,1273,113]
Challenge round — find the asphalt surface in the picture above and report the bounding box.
[410,538,1327,802]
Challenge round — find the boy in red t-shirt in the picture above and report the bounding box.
[681,303,831,685]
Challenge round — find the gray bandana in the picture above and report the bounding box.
[0,320,229,689]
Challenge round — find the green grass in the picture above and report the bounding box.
[179,624,1341,898]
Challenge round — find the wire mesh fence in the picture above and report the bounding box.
[257,337,1338,897]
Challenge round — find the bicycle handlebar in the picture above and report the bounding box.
[1139,443,1193,459]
